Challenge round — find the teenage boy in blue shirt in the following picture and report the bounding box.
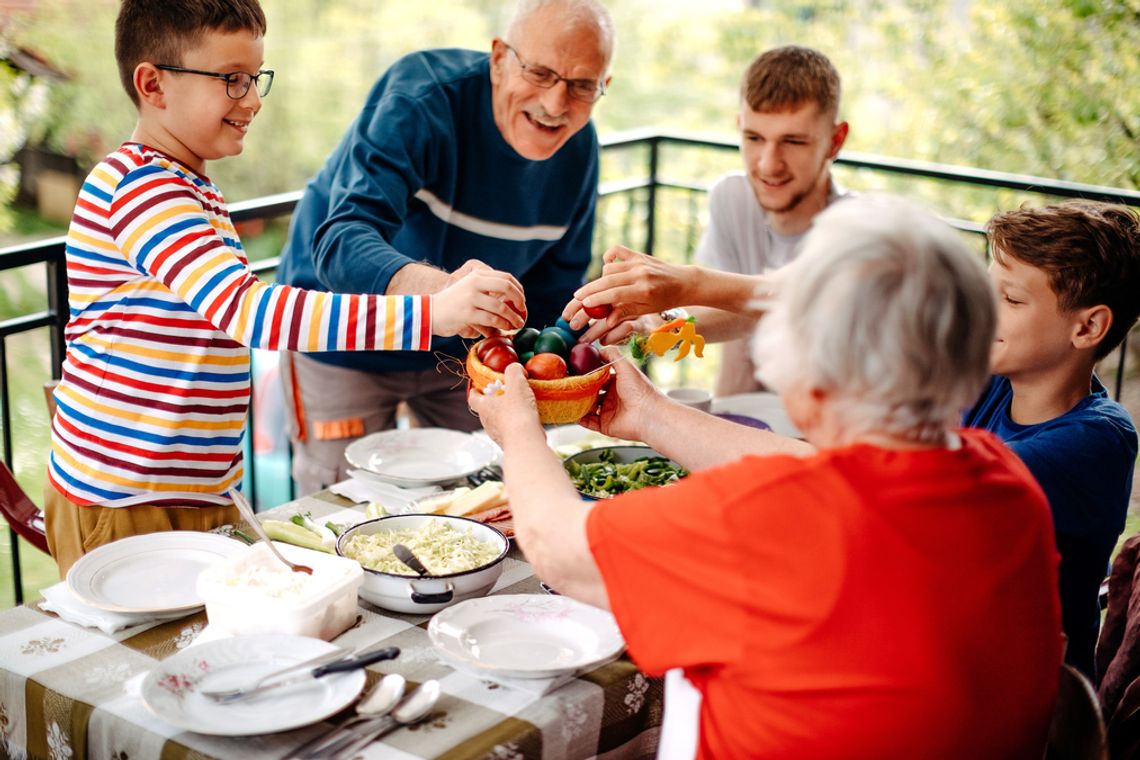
[965,201,1140,679]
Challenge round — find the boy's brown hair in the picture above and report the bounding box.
[988,201,1140,359]
[115,0,267,107]
[740,45,841,118]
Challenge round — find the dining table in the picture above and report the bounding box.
[0,488,664,760]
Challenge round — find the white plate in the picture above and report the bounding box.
[428,594,624,679]
[710,392,802,438]
[344,428,499,487]
[140,634,365,736]
[544,424,638,458]
[67,531,243,614]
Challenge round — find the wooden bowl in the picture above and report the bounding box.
[467,341,611,424]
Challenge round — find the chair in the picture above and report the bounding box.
[0,460,50,555]
[1045,664,1108,760]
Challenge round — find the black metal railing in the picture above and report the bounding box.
[2,130,1138,605]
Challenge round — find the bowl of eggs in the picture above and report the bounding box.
[467,321,612,425]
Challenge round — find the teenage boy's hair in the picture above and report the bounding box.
[988,201,1140,360]
[115,0,267,107]
[740,45,841,118]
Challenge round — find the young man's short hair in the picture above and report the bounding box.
[115,0,267,107]
[988,201,1140,359]
[740,45,841,118]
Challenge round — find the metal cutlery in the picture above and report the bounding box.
[286,673,406,759]
[317,679,442,759]
[200,644,400,703]
[392,543,430,577]
[198,647,347,700]
[229,488,313,575]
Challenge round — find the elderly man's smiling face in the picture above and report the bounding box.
[490,5,610,161]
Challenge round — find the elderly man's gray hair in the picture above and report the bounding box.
[753,195,995,444]
[506,0,616,70]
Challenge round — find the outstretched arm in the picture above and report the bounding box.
[561,246,776,344]
[468,364,609,608]
[577,348,814,469]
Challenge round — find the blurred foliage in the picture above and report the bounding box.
[0,30,54,233]
[0,0,1134,210]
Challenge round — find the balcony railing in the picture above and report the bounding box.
[2,130,1138,605]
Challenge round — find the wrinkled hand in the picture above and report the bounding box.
[579,347,665,442]
[434,265,527,338]
[562,245,691,329]
[467,363,541,445]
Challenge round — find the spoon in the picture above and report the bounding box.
[322,679,442,759]
[229,489,313,575]
[286,673,406,759]
[392,543,430,577]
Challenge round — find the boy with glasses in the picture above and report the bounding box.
[45,0,526,575]
[276,0,615,495]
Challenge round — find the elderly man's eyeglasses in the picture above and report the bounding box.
[504,44,605,104]
[155,65,274,99]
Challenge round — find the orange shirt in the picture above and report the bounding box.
[587,429,1062,759]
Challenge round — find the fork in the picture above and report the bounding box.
[229,489,313,575]
[200,644,400,702]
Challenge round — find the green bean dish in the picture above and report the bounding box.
[566,448,688,498]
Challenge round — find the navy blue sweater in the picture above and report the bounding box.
[278,49,599,373]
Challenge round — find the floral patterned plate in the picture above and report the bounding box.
[345,427,500,487]
[428,594,624,679]
[140,634,365,735]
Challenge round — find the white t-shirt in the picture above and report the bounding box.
[694,172,847,396]
[694,172,847,275]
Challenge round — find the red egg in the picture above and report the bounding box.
[583,302,613,320]
[525,353,568,380]
[476,336,513,362]
[482,344,520,372]
[568,343,604,375]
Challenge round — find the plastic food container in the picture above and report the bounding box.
[197,541,363,641]
[338,515,509,614]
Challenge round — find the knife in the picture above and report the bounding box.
[202,644,400,703]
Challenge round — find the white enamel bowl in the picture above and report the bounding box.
[337,514,509,614]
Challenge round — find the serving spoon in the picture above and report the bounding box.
[392,543,430,577]
[229,489,313,575]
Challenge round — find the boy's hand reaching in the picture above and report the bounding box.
[433,264,527,338]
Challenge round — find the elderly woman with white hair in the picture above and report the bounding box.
[468,195,1061,758]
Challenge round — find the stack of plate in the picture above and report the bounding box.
[67,531,243,619]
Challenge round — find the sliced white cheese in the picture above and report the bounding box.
[419,487,470,515]
[444,481,507,516]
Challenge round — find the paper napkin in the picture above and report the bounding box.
[328,470,439,511]
[40,582,185,635]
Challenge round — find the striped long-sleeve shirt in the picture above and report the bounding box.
[48,143,432,507]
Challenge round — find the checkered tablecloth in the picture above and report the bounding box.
[0,492,663,759]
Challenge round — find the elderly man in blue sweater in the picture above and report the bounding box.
[277,0,614,493]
